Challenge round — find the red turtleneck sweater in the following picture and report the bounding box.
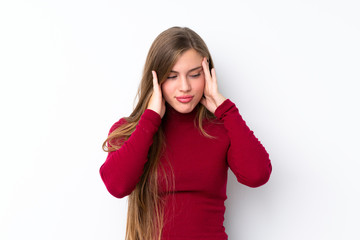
[100,99,272,240]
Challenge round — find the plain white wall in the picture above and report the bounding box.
[1,0,359,239]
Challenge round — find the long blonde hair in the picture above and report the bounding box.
[102,26,216,240]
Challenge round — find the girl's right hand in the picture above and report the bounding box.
[147,70,166,118]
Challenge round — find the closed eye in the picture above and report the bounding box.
[167,70,202,79]
[190,73,201,78]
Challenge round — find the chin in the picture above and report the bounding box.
[175,103,199,113]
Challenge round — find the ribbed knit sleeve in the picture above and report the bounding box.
[99,109,162,198]
[214,99,272,187]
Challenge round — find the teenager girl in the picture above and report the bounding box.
[100,26,272,240]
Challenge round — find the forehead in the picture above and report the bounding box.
[172,49,203,71]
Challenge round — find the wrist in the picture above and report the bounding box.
[214,94,226,108]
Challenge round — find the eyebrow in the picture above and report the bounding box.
[170,66,202,74]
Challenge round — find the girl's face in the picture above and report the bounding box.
[161,49,205,114]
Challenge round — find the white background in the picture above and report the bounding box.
[1,0,359,239]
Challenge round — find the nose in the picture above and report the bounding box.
[179,75,191,92]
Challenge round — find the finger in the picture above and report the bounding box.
[202,57,209,73]
[202,57,212,81]
[152,70,159,89]
[211,68,217,83]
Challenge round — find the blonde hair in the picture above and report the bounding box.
[102,26,216,240]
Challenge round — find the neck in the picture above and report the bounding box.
[164,102,199,122]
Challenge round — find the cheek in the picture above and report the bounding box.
[161,82,173,101]
[194,76,205,94]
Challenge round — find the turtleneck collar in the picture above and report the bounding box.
[163,102,199,122]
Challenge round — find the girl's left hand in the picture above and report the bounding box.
[200,57,226,113]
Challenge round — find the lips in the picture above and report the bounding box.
[176,95,193,103]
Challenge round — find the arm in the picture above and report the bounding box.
[215,99,272,188]
[99,109,162,198]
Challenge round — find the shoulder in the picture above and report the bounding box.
[108,117,128,135]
